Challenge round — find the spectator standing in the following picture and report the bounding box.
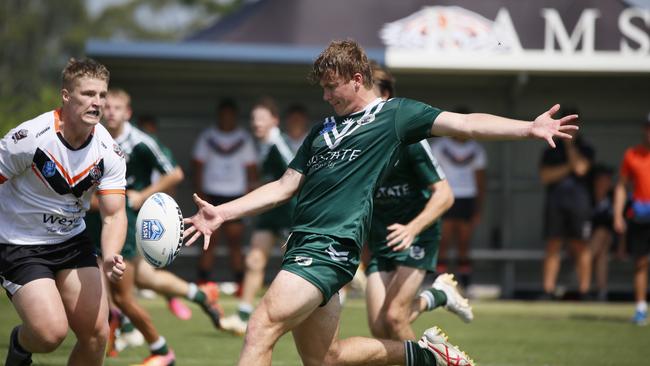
[613,114,650,325]
[589,164,616,302]
[539,110,594,300]
[192,99,258,285]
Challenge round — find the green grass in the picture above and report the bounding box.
[0,294,647,365]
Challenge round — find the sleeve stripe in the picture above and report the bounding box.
[141,136,175,173]
[97,189,125,195]
[0,174,7,184]
[419,140,446,180]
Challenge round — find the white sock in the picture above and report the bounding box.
[187,283,198,300]
[149,336,166,351]
[636,301,647,312]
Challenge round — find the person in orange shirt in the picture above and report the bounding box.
[614,114,650,326]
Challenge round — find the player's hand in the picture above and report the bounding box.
[104,254,125,283]
[386,223,417,252]
[183,193,224,250]
[126,190,145,210]
[530,104,579,148]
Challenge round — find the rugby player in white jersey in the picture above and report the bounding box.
[0,58,127,366]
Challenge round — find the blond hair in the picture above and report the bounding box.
[309,40,373,88]
[61,58,110,90]
[107,88,131,107]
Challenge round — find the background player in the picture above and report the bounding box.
[1,58,126,366]
[366,63,471,342]
[220,97,303,335]
[192,98,258,286]
[183,40,578,366]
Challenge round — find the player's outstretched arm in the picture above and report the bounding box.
[387,179,454,251]
[431,104,578,147]
[98,192,127,282]
[183,168,304,249]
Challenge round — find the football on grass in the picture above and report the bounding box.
[136,192,184,268]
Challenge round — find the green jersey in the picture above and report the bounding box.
[370,140,446,249]
[259,127,295,182]
[117,123,176,191]
[256,127,298,232]
[288,97,441,247]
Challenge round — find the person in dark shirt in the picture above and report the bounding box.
[539,110,594,300]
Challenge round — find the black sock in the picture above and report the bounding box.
[11,326,30,355]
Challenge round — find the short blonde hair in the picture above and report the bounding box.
[61,58,110,90]
[107,88,131,107]
[309,40,373,88]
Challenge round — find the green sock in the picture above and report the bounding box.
[404,340,436,366]
[193,289,207,304]
[238,309,251,321]
[150,337,169,356]
[420,289,448,311]
[120,316,135,333]
[238,303,253,321]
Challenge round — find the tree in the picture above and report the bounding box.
[0,0,243,134]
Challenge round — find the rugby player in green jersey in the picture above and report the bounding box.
[365,63,471,343]
[183,40,578,366]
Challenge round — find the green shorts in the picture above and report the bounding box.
[281,232,360,306]
[365,235,440,275]
[86,207,138,261]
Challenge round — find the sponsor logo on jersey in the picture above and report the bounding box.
[306,148,362,171]
[11,129,28,143]
[113,143,125,159]
[357,114,375,125]
[89,165,103,183]
[42,214,83,233]
[35,126,50,139]
[409,246,425,260]
[141,219,165,241]
[318,120,336,135]
[42,161,57,178]
[295,256,312,266]
[326,245,349,262]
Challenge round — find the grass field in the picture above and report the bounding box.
[0,294,648,365]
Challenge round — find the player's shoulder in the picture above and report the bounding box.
[93,124,126,160]
[4,110,55,148]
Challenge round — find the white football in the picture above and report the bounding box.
[136,192,184,268]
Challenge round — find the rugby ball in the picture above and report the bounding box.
[136,192,184,268]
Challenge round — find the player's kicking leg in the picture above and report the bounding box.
[240,270,474,366]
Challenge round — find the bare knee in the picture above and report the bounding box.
[322,343,343,366]
[27,321,68,352]
[385,305,409,333]
[246,249,268,272]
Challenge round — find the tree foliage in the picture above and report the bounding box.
[0,0,242,134]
